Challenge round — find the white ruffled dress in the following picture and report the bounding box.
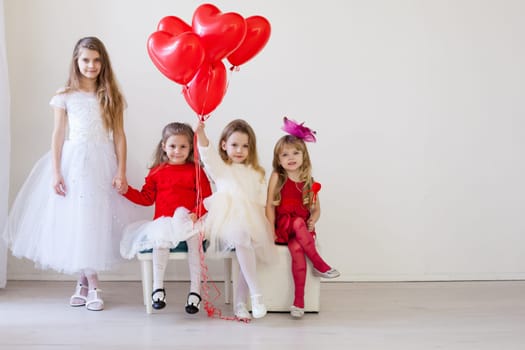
[120,207,204,259]
[4,90,142,274]
[198,144,276,262]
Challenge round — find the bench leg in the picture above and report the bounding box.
[140,259,153,314]
[223,257,232,304]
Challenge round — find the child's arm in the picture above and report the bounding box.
[194,121,223,179]
[307,196,321,232]
[112,125,128,194]
[194,121,209,147]
[122,171,157,206]
[51,107,67,196]
[265,172,279,238]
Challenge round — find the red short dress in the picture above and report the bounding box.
[274,178,315,244]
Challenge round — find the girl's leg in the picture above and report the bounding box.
[235,245,267,318]
[152,247,169,309]
[78,271,88,289]
[234,270,249,306]
[69,271,88,306]
[186,235,201,295]
[185,235,202,313]
[233,265,250,319]
[291,218,331,273]
[288,237,307,309]
[234,245,260,296]
[84,268,99,290]
[84,268,104,311]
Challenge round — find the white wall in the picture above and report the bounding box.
[4,0,525,282]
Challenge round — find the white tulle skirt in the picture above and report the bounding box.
[4,140,145,275]
[203,192,276,263]
[120,207,203,259]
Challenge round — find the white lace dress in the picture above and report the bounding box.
[4,90,142,274]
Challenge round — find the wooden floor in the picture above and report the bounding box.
[1,280,524,349]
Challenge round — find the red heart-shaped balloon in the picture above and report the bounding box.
[192,4,247,62]
[147,31,205,85]
[183,60,227,116]
[157,16,191,36]
[227,16,271,67]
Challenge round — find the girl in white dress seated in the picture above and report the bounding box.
[195,119,276,320]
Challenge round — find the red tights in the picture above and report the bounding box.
[287,217,331,308]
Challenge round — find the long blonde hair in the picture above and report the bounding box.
[66,36,125,133]
[150,122,195,169]
[271,135,314,206]
[218,119,265,180]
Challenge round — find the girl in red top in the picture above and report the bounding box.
[266,118,340,318]
[121,122,211,313]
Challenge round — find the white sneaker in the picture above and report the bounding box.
[234,302,251,319]
[314,268,340,279]
[290,305,304,318]
[250,294,267,319]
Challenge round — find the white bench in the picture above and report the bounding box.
[232,244,321,312]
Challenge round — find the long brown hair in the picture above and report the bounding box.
[271,135,314,206]
[66,36,125,133]
[150,122,195,169]
[218,119,265,180]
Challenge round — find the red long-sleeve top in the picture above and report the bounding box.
[124,162,212,219]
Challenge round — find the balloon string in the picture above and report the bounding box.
[226,64,234,91]
[193,133,249,323]
[202,62,230,121]
[199,63,215,121]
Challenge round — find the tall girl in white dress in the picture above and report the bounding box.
[195,119,276,320]
[4,37,139,311]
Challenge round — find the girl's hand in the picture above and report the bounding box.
[307,219,315,232]
[269,228,277,242]
[113,175,128,194]
[194,121,205,134]
[53,174,67,196]
[189,213,198,223]
[193,121,209,147]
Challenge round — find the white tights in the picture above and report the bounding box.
[78,268,99,291]
[152,235,202,296]
[186,234,202,294]
[233,245,261,306]
[152,248,170,292]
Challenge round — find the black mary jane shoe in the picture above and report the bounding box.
[152,288,166,310]
[185,292,202,314]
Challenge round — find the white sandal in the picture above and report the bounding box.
[69,284,88,307]
[86,289,104,311]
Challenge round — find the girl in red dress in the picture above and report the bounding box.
[120,122,211,313]
[266,118,340,318]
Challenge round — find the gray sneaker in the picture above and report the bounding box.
[314,268,340,279]
[290,305,304,318]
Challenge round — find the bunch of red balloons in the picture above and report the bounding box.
[147,3,271,118]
